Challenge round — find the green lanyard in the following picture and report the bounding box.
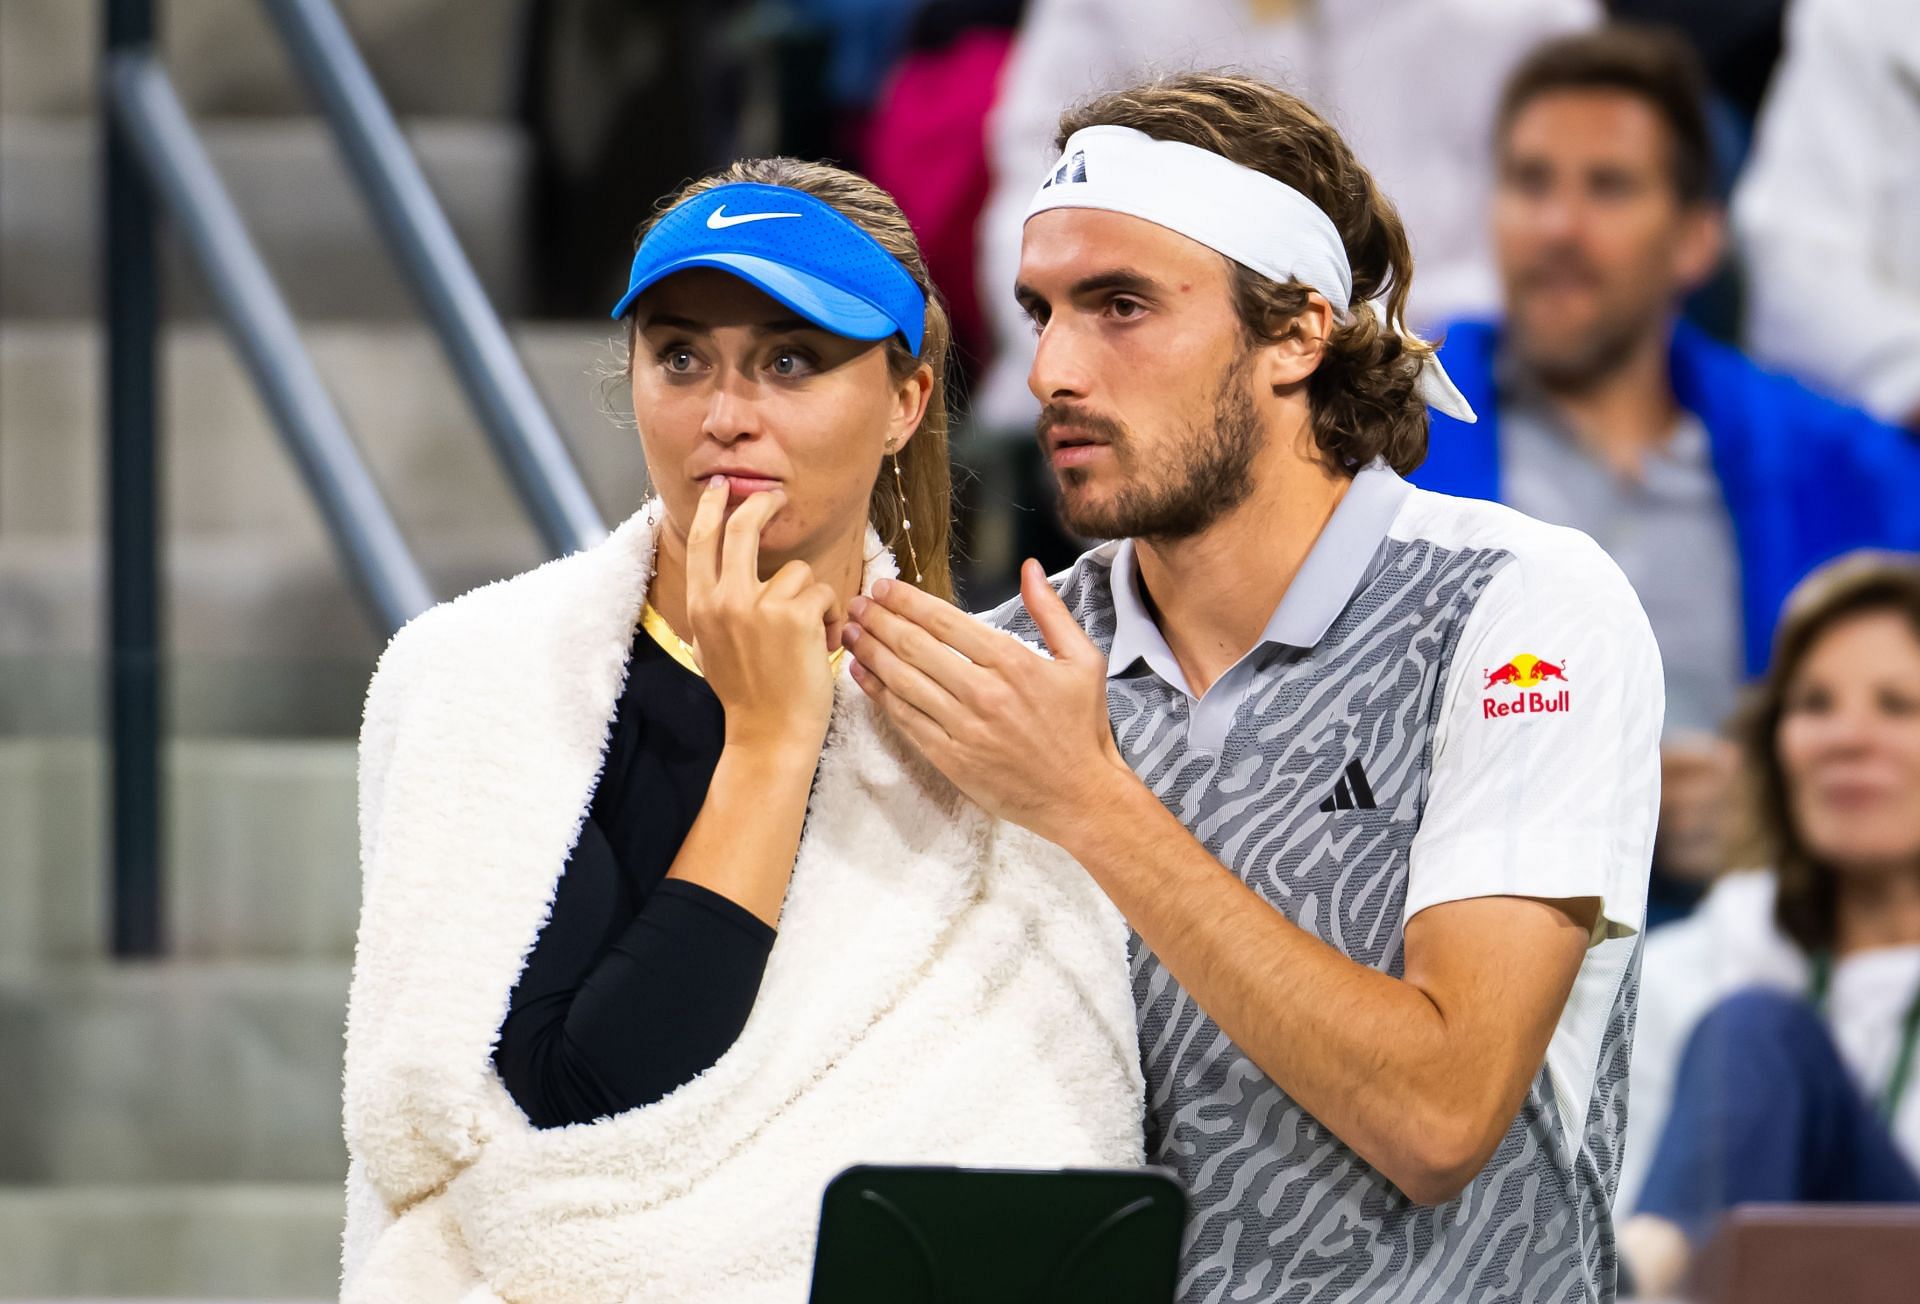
[1808,950,1920,1123]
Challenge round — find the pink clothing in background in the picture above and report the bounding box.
[866,28,1018,373]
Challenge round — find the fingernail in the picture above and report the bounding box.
[873,579,893,599]
[843,624,861,644]
[849,596,868,618]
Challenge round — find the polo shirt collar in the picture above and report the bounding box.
[1107,460,1411,682]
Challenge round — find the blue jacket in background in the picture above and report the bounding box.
[1413,319,1920,677]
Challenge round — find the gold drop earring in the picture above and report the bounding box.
[887,440,923,584]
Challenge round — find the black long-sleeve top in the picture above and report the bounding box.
[492,623,776,1128]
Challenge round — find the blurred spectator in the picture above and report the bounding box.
[791,0,925,119]
[866,1,1029,379]
[517,0,749,316]
[1616,553,1920,1295]
[515,0,922,317]
[1413,25,1920,927]
[784,0,927,159]
[969,0,1600,434]
[1609,0,1787,122]
[1735,0,1920,431]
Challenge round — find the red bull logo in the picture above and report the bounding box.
[1482,653,1571,718]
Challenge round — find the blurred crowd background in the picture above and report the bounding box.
[0,0,1915,1300]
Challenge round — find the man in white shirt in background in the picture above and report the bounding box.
[1735,0,1920,431]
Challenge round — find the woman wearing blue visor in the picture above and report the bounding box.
[341,158,1144,1302]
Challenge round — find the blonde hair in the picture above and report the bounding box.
[624,158,955,600]
[1057,73,1434,476]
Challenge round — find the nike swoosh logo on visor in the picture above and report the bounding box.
[706,206,803,229]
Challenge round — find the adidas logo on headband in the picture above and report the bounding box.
[1042,150,1088,189]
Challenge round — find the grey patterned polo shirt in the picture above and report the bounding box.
[987,463,1662,1302]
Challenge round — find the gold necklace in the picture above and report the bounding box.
[640,604,848,679]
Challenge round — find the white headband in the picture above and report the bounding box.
[1026,125,1476,423]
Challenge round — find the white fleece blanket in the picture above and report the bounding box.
[340,502,1145,1304]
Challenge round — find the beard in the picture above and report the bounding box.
[1507,251,1664,391]
[1039,351,1263,544]
[1513,306,1646,391]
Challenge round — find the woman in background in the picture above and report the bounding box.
[1619,551,1920,1294]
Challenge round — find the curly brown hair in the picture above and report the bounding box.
[622,158,955,601]
[1727,552,1920,953]
[1056,72,1434,476]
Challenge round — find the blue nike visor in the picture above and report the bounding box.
[610,182,927,356]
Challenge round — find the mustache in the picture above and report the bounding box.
[1517,247,1603,288]
[1035,402,1129,448]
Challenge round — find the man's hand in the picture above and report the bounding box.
[843,558,1134,840]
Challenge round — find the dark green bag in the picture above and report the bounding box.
[808,1165,1186,1304]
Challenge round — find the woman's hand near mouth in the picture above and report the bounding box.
[684,475,845,753]
[663,475,847,926]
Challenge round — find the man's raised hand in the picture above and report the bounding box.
[843,558,1132,840]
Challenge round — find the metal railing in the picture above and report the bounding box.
[100,0,606,955]
[105,55,436,633]
[265,0,605,555]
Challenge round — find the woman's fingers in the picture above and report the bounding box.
[766,564,846,656]
[776,572,844,625]
[685,475,729,602]
[806,583,849,655]
[815,584,848,632]
[764,559,816,599]
[721,489,784,594]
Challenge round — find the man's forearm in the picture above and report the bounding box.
[1056,767,1545,1203]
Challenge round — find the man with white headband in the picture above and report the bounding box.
[842,73,1659,1301]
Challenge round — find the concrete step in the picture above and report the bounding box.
[0,321,649,727]
[1,320,639,543]
[0,532,539,710]
[1,0,522,119]
[0,1181,341,1299]
[0,534,518,739]
[1,114,529,320]
[0,961,350,1185]
[0,637,383,744]
[0,738,359,964]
